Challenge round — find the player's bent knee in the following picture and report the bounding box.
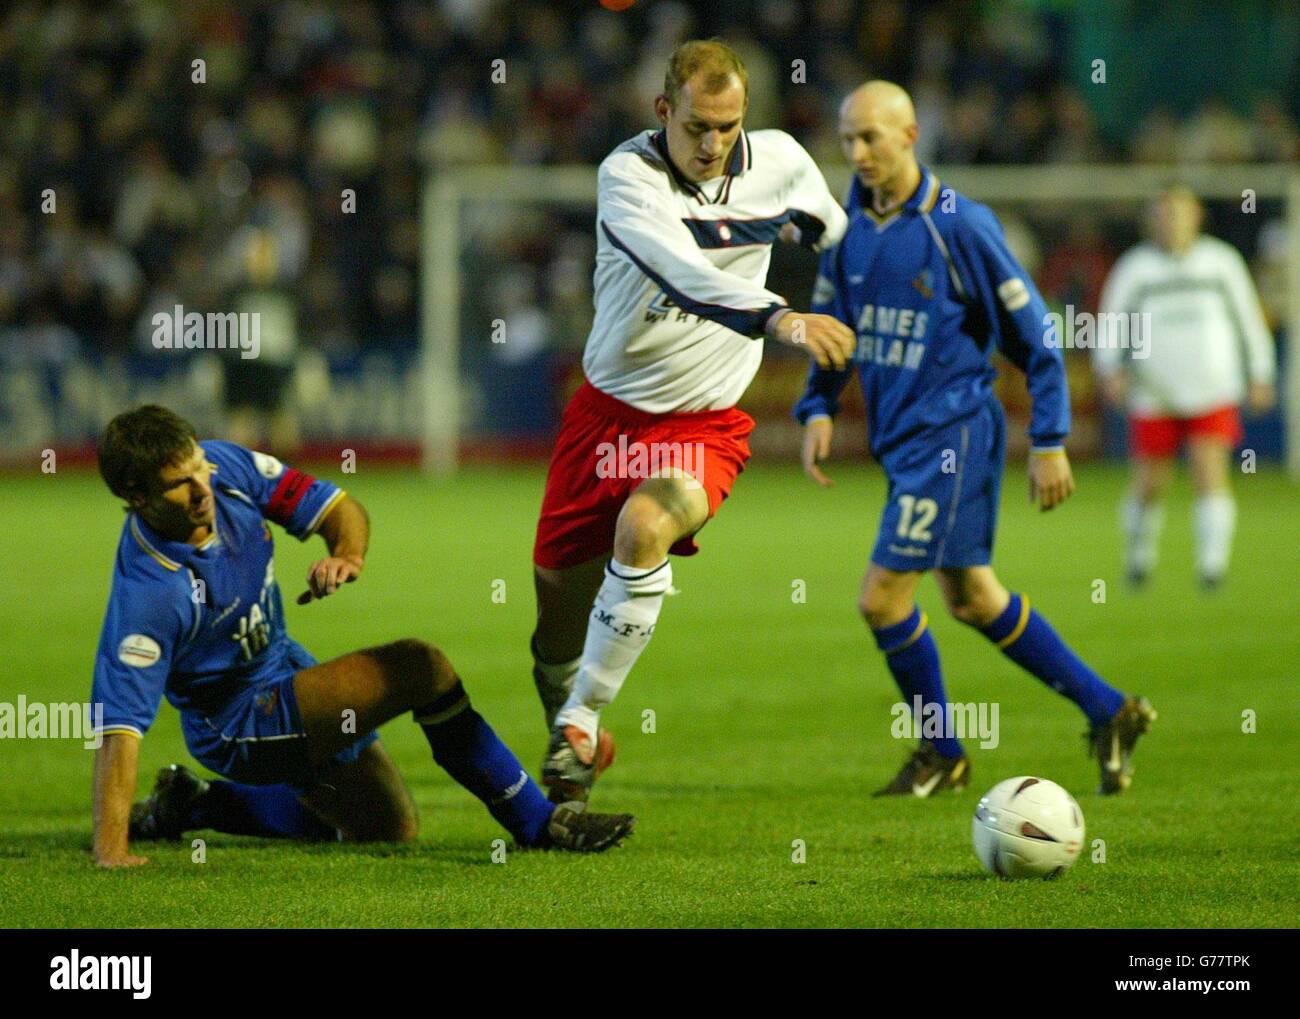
[615,491,679,558]
[859,590,907,630]
[947,601,985,627]
[367,638,458,706]
[944,592,1002,628]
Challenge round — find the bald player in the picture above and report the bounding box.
[794,81,1156,797]
[1096,185,1276,589]
[531,40,853,802]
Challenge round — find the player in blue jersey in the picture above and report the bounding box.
[90,405,633,867]
[794,82,1155,797]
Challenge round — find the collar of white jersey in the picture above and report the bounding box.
[650,129,752,202]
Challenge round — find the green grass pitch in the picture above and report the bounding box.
[1,459,1297,928]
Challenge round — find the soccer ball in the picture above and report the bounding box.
[972,776,1085,880]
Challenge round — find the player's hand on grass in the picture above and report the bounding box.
[801,416,835,487]
[1247,381,1276,414]
[96,852,149,869]
[298,555,364,604]
[769,311,855,370]
[1028,450,1074,511]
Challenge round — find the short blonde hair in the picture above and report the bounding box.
[663,39,748,109]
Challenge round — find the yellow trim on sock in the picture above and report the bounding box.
[888,611,929,655]
[996,596,1031,648]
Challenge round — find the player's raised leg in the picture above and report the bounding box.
[294,638,633,850]
[935,565,1155,793]
[1187,434,1235,588]
[1122,453,1172,587]
[861,564,970,797]
[545,475,707,801]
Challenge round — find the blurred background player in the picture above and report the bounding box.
[1095,185,1277,589]
[92,405,632,866]
[531,40,855,802]
[222,226,303,455]
[795,82,1155,797]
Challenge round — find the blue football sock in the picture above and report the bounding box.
[978,593,1125,726]
[872,606,963,759]
[188,781,338,840]
[415,683,554,846]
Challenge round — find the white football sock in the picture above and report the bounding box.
[531,643,580,729]
[554,558,673,745]
[1121,494,1164,574]
[1193,491,1236,580]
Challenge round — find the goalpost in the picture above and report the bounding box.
[421,163,1300,477]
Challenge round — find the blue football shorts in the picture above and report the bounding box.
[181,639,379,790]
[872,400,1006,573]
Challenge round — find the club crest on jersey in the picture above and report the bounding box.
[912,270,934,299]
[254,687,280,717]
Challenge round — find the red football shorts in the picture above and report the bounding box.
[533,381,755,570]
[1130,405,1243,459]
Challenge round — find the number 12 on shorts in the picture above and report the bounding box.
[895,494,938,543]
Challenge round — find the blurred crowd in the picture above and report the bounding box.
[0,0,1293,439]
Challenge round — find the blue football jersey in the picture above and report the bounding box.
[793,166,1070,467]
[91,441,346,738]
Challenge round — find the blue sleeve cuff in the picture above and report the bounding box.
[793,397,835,424]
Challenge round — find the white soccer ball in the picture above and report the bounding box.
[972,776,1085,880]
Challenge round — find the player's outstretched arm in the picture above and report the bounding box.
[299,495,369,604]
[92,733,147,868]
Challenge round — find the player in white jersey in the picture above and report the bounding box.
[529,40,855,802]
[1095,185,1276,588]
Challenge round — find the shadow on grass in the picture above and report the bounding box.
[601,780,786,800]
[917,870,1002,884]
[0,828,505,868]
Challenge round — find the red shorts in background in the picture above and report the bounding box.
[533,381,755,570]
[1130,405,1243,459]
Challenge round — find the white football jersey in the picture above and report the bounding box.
[1096,236,1276,416]
[582,128,847,413]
